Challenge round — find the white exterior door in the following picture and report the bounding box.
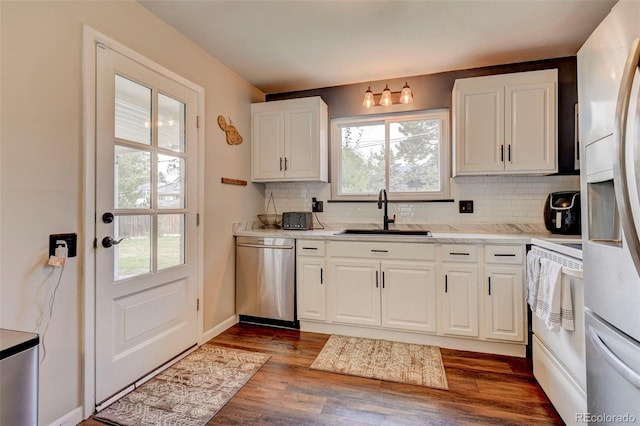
[95,45,200,404]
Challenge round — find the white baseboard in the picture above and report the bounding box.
[202,314,238,343]
[47,406,83,426]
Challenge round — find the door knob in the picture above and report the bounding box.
[102,236,125,248]
[102,212,114,223]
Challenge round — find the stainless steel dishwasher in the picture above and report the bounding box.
[235,236,298,328]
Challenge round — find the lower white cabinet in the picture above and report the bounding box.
[441,264,480,338]
[297,240,327,321]
[381,261,437,333]
[327,241,437,332]
[297,257,326,321]
[296,239,526,353]
[329,258,381,326]
[485,265,525,342]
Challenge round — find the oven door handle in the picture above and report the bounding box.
[561,267,583,279]
[588,327,640,390]
[237,243,294,250]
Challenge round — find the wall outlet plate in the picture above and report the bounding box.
[312,198,323,212]
[49,233,77,257]
[459,200,474,213]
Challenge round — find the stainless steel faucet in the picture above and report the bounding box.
[377,189,396,230]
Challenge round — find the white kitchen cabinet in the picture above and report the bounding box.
[440,264,480,338]
[251,96,328,182]
[297,240,327,321]
[329,258,381,326]
[484,245,525,342]
[327,241,436,331]
[381,261,437,333]
[453,69,557,175]
[485,266,525,342]
[439,244,481,338]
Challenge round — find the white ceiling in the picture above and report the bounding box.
[139,0,616,94]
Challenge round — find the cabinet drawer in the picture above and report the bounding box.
[297,240,325,256]
[328,241,435,261]
[484,245,524,264]
[440,244,480,262]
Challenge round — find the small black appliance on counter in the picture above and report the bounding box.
[282,212,313,230]
[544,191,581,234]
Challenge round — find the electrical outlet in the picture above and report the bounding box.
[459,200,474,214]
[49,233,78,257]
[311,197,323,212]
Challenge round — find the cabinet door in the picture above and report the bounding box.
[454,85,505,175]
[329,258,381,326]
[381,261,437,333]
[284,108,319,179]
[252,110,285,181]
[485,266,525,342]
[297,257,326,321]
[441,264,479,337]
[505,81,557,173]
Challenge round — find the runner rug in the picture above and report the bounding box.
[93,344,270,426]
[310,335,449,390]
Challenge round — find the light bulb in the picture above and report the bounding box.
[379,85,392,107]
[399,82,413,104]
[362,86,375,108]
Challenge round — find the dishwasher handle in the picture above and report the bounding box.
[237,243,294,250]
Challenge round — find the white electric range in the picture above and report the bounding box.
[529,237,585,426]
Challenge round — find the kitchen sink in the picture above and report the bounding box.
[338,229,433,236]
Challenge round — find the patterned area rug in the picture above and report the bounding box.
[93,345,270,426]
[310,335,449,390]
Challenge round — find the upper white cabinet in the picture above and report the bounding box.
[251,96,328,182]
[453,69,558,176]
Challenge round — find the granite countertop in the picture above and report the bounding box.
[233,222,578,245]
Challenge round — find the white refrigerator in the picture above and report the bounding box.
[578,1,640,424]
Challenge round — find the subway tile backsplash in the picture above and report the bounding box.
[264,175,579,227]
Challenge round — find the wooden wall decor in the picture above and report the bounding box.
[221,177,247,186]
[217,115,243,145]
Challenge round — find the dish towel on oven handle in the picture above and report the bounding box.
[526,251,541,310]
[535,258,575,331]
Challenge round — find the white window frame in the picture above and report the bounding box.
[330,109,450,201]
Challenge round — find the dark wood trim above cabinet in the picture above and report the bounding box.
[267,56,578,175]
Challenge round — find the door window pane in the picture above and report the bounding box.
[339,123,385,195]
[157,154,185,209]
[115,146,151,209]
[389,119,441,193]
[114,215,151,280]
[115,75,151,145]
[158,214,185,270]
[158,94,186,152]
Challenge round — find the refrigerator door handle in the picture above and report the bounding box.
[588,326,640,390]
[613,37,640,275]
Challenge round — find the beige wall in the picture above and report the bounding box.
[0,1,263,424]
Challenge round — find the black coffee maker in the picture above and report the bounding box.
[544,191,581,234]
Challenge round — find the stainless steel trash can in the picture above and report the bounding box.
[0,329,39,425]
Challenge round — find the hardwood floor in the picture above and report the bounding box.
[84,323,563,425]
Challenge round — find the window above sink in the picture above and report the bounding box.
[330,109,451,201]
